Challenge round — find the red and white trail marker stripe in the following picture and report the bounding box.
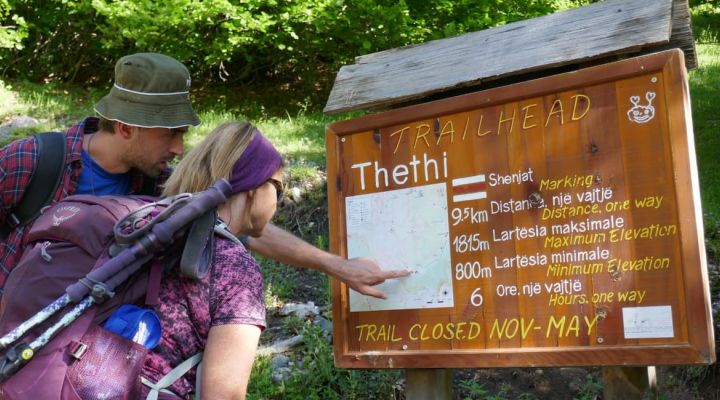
[451,174,487,203]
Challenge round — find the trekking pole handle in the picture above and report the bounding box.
[151,179,232,245]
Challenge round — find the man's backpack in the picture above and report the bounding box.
[0,180,231,400]
[0,132,67,240]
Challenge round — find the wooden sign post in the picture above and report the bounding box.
[326,50,714,386]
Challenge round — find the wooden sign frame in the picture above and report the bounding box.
[326,49,715,369]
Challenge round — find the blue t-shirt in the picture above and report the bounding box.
[77,149,131,195]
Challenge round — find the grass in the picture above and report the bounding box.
[260,257,303,308]
[0,79,334,169]
[692,43,720,221]
[185,109,336,167]
[248,322,402,399]
[693,4,720,44]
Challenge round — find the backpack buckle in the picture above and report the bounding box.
[69,341,88,360]
[90,283,115,303]
[0,214,22,240]
[7,213,20,228]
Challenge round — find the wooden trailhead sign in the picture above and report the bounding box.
[326,49,715,369]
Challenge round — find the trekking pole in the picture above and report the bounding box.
[0,295,105,381]
[0,251,154,382]
[0,179,232,381]
[0,294,72,351]
[0,252,154,351]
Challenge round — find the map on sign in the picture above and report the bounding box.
[345,182,454,312]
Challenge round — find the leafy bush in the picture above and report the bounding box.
[0,0,114,83]
[0,0,561,106]
[0,0,26,53]
[692,0,720,7]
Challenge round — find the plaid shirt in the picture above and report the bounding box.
[0,117,169,292]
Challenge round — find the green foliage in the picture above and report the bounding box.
[0,0,114,82]
[0,80,15,118]
[690,44,720,218]
[0,0,718,392]
[248,322,402,399]
[692,0,720,8]
[691,41,720,345]
[183,108,331,167]
[692,3,720,43]
[0,0,26,52]
[551,0,595,11]
[2,0,712,111]
[458,379,492,399]
[281,315,307,335]
[0,0,563,109]
[406,0,554,40]
[572,374,603,400]
[260,257,299,307]
[0,80,102,132]
[457,379,524,400]
[245,356,276,399]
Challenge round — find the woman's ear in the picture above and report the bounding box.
[242,189,257,213]
[240,190,256,232]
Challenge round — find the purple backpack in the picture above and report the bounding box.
[0,180,230,400]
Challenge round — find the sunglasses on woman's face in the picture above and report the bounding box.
[266,178,284,203]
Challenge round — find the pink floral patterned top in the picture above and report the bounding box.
[140,236,266,398]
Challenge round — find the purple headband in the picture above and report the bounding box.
[229,130,282,193]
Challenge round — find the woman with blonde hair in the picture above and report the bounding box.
[141,121,283,399]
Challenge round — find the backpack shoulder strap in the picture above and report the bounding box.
[141,352,203,400]
[0,132,67,239]
[138,176,159,196]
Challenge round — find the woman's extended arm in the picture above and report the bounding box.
[245,223,411,299]
[201,324,261,400]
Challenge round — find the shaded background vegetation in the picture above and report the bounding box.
[2,0,717,114]
[1,0,585,113]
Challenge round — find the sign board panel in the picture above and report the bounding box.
[326,49,715,368]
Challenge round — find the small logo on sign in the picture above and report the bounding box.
[52,206,80,226]
[627,92,656,124]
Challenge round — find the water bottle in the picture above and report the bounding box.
[102,304,162,350]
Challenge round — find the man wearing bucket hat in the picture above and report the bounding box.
[0,52,410,299]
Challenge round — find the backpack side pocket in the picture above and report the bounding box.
[65,325,148,400]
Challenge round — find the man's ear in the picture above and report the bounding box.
[116,122,135,139]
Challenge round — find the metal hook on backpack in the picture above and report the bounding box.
[114,193,193,245]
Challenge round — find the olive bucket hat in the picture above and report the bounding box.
[94,53,201,128]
